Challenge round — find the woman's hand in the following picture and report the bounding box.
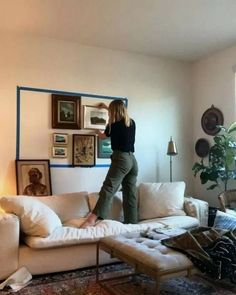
[97,102,108,110]
[97,129,107,139]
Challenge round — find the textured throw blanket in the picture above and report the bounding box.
[142,227,236,283]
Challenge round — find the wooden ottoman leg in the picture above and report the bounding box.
[96,242,100,282]
[155,276,160,295]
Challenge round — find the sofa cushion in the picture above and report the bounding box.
[34,192,89,223]
[0,196,62,237]
[88,192,124,222]
[138,182,186,220]
[213,210,236,230]
[139,215,199,230]
[23,221,156,249]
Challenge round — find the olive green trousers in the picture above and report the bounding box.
[93,150,138,223]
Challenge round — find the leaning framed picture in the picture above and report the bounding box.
[52,94,81,129]
[15,159,52,196]
[83,105,108,130]
[52,146,68,158]
[73,134,96,167]
[97,137,112,158]
[53,133,68,145]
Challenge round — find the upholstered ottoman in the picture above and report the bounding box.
[96,231,194,295]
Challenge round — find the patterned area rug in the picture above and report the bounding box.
[0,263,235,295]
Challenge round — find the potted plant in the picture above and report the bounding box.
[192,122,236,191]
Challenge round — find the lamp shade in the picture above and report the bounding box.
[167,137,178,156]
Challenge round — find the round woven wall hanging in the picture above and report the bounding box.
[201,105,224,135]
[195,138,210,158]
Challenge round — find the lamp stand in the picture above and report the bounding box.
[169,155,173,182]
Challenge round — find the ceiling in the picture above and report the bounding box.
[1,0,236,62]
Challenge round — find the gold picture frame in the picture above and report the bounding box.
[73,134,96,167]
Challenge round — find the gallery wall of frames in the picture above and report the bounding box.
[17,87,127,169]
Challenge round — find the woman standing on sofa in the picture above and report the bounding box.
[81,99,138,228]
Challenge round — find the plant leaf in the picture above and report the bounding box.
[228,122,236,133]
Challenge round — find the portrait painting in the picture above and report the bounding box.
[15,159,52,196]
[73,134,96,167]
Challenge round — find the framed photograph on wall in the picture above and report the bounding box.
[52,94,81,129]
[97,137,112,158]
[15,159,52,196]
[83,105,108,130]
[53,133,68,145]
[52,146,68,158]
[73,134,96,167]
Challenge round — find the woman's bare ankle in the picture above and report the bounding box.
[87,213,97,223]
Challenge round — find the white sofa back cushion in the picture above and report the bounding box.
[34,192,89,223]
[0,196,62,237]
[138,182,186,220]
[88,192,124,222]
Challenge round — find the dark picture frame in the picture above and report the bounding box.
[201,105,224,136]
[83,105,108,130]
[73,134,96,167]
[97,137,112,158]
[15,159,52,196]
[52,94,81,129]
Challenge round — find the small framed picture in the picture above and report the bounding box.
[53,133,68,145]
[73,134,96,167]
[52,94,81,129]
[15,159,52,196]
[83,105,108,130]
[98,137,112,158]
[52,146,68,158]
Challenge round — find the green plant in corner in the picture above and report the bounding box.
[192,122,236,191]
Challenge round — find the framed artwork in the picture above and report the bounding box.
[73,134,96,167]
[52,146,68,158]
[15,159,52,196]
[83,105,108,130]
[52,94,81,129]
[97,137,112,158]
[201,105,224,136]
[53,133,68,145]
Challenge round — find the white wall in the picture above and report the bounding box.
[192,46,236,206]
[0,32,193,195]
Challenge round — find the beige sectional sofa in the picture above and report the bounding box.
[0,182,208,280]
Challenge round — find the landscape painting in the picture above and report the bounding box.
[83,105,108,130]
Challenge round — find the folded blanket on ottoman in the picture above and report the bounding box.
[162,227,236,282]
[142,227,236,282]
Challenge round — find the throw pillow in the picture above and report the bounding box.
[0,196,62,237]
[213,210,236,230]
[34,192,89,223]
[138,182,186,220]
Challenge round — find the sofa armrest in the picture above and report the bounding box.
[0,213,20,279]
[184,197,209,227]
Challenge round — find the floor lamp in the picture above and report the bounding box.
[167,136,178,182]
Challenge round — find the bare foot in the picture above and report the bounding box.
[80,213,98,229]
